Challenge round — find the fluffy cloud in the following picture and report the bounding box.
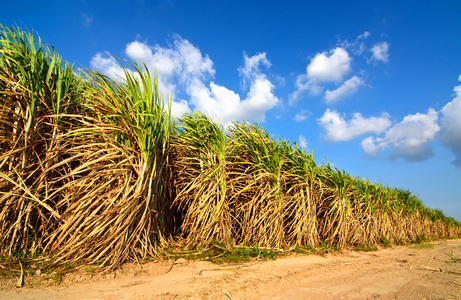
[170,99,192,119]
[291,76,323,102]
[124,37,215,94]
[291,34,390,104]
[187,51,279,127]
[90,53,129,80]
[293,110,311,122]
[370,42,390,63]
[325,76,365,104]
[361,136,384,157]
[291,47,351,103]
[439,76,461,167]
[189,76,279,128]
[361,108,440,161]
[306,47,351,82]
[319,109,391,142]
[91,50,192,118]
[299,135,308,149]
[239,52,271,88]
[90,36,279,125]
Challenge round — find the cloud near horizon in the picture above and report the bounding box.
[90,36,279,125]
[439,75,461,167]
[299,135,308,149]
[361,108,440,161]
[320,76,460,164]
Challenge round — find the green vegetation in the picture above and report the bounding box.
[1,24,460,271]
[162,243,280,264]
[412,243,435,249]
[446,251,460,263]
[52,272,63,284]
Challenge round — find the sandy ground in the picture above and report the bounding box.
[1,239,461,300]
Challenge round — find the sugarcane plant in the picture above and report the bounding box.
[172,112,233,247]
[0,25,82,257]
[43,63,174,268]
[0,24,460,271]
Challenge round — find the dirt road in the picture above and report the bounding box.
[2,239,461,299]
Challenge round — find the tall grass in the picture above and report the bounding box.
[1,24,460,269]
[280,140,319,247]
[0,25,174,269]
[0,25,82,257]
[172,112,232,247]
[42,64,174,268]
[229,123,287,248]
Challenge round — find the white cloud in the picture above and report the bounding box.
[439,76,461,167]
[361,136,383,157]
[325,76,364,104]
[362,108,440,161]
[340,31,371,55]
[319,109,391,142]
[370,42,390,63]
[239,52,271,88]
[291,34,390,104]
[307,47,351,82]
[125,37,215,96]
[90,51,190,118]
[171,37,215,82]
[90,37,279,125]
[299,135,308,149]
[190,76,279,128]
[290,47,351,103]
[187,51,279,127]
[90,53,127,80]
[293,110,311,122]
[188,52,279,128]
[170,99,191,119]
[126,40,153,61]
[359,31,371,39]
[290,75,323,103]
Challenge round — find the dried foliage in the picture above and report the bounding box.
[172,112,232,247]
[0,25,173,269]
[0,24,460,270]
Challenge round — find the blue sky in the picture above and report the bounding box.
[2,0,461,220]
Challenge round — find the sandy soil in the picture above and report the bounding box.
[1,239,461,300]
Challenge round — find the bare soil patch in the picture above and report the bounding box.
[1,239,461,299]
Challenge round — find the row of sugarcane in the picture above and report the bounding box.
[172,114,460,249]
[1,24,459,270]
